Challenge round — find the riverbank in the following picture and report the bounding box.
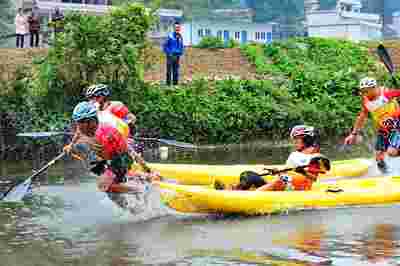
[2,10,399,147]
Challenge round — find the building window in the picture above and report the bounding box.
[217,30,222,39]
[205,29,212,36]
[261,32,266,40]
[255,32,261,40]
[198,29,204,37]
[266,32,272,43]
[234,31,240,40]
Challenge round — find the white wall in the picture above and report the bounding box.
[308,23,381,41]
[182,20,273,46]
[308,24,361,40]
[306,10,382,41]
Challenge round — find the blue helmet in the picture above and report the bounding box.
[85,84,111,98]
[72,101,97,122]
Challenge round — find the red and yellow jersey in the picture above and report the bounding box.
[104,101,130,121]
[362,88,400,131]
[97,110,130,139]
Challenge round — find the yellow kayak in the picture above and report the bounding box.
[157,176,400,215]
[148,158,372,186]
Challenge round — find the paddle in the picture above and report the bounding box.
[240,165,308,179]
[134,137,197,149]
[377,44,398,87]
[1,151,66,202]
[235,156,331,186]
[61,131,196,149]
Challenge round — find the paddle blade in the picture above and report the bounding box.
[2,178,33,202]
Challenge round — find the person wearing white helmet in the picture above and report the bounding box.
[286,125,321,168]
[344,77,400,172]
[85,84,137,128]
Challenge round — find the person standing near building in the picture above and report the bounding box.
[28,10,41,48]
[15,8,28,48]
[162,21,184,86]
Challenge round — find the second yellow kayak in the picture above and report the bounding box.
[157,175,400,215]
[148,158,372,186]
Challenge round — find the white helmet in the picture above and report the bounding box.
[290,125,315,138]
[359,77,377,89]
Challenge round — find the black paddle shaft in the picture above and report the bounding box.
[377,44,399,87]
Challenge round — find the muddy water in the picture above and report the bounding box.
[2,141,400,266]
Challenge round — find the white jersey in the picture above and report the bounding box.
[286,151,318,168]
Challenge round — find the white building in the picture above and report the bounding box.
[389,11,400,38]
[306,0,382,41]
[182,20,276,46]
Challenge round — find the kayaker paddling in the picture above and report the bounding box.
[64,101,159,193]
[217,155,331,191]
[257,156,330,191]
[344,77,400,172]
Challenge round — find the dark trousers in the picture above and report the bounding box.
[16,34,24,48]
[166,55,180,86]
[30,31,40,47]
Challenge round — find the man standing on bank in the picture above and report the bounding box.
[163,21,184,86]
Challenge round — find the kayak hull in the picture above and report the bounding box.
[149,158,372,186]
[157,176,400,215]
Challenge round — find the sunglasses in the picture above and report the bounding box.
[78,117,98,124]
[358,86,376,95]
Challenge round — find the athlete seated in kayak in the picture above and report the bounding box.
[64,101,159,193]
[344,77,400,172]
[218,155,330,191]
[286,125,321,168]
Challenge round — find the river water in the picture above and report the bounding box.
[1,140,400,266]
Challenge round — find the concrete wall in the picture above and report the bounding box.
[0,47,258,84]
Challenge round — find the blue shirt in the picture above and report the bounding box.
[163,32,184,56]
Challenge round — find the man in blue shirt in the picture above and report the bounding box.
[163,21,184,86]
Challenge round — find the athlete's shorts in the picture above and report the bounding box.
[375,131,389,152]
[238,171,267,190]
[388,130,400,149]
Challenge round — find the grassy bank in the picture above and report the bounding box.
[1,33,398,144]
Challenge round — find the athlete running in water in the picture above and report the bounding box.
[85,84,136,128]
[64,101,159,193]
[65,84,140,154]
[344,77,400,172]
